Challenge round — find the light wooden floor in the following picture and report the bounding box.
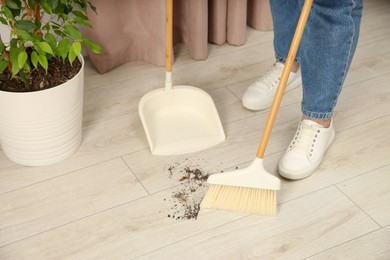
[1,1,390,259]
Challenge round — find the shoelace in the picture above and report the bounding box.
[290,122,321,157]
[252,64,282,91]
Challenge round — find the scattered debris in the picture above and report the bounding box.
[162,158,221,220]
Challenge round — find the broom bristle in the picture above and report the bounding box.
[200,184,277,216]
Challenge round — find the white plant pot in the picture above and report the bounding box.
[0,56,84,166]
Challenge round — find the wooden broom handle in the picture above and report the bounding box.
[256,0,313,158]
[166,0,173,73]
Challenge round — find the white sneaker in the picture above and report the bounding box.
[242,62,301,111]
[279,119,335,180]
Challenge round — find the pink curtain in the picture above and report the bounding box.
[84,0,273,74]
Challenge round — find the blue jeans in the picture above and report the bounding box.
[270,0,363,120]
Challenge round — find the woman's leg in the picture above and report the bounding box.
[279,0,363,180]
[241,0,302,111]
[270,0,302,64]
[299,0,363,120]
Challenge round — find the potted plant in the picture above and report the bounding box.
[0,0,102,166]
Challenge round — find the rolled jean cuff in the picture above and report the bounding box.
[302,107,333,120]
[275,54,300,64]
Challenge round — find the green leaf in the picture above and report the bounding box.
[17,50,28,69]
[71,41,81,57]
[9,40,20,64]
[47,0,59,10]
[6,0,20,9]
[64,24,83,41]
[45,33,57,46]
[74,17,92,28]
[0,16,8,25]
[11,61,20,77]
[23,58,31,73]
[18,70,29,87]
[75,0,87,11]
[61,13,70,21]
[27,0,36,10]
[31,51,39,68]
[53,3,65,14]
[72,10,88,20]
[38,54,48,73]
[83,38,102,54]
[57,39,70,60]
[62,4,72,15]
[15,20,38,32]
[16,30,32,41]
[0,60,8,74]
[68,47,76,65]
[1,6,14,20]
[30,33,42,41]
[38,42,54,55]
[34,44,45,55]
[9,4,21,17]
[40,2,52,14]
[44,33,57,54]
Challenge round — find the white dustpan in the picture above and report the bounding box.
[138,0,225,155]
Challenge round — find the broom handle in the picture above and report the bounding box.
[256,0,313,159]
[165,0,173,90]
[166,0,173,73]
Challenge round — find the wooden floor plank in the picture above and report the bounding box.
[337,164,390,227]
[137,187,379,260]
[0,186,248,259]
[0,158,147,247]
[307,226,390,260]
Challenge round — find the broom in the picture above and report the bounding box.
[200,0,314,216]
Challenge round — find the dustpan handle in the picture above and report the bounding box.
[256,0,313,159]
[165,0,173,90]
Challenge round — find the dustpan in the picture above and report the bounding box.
[138,0,225,155]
